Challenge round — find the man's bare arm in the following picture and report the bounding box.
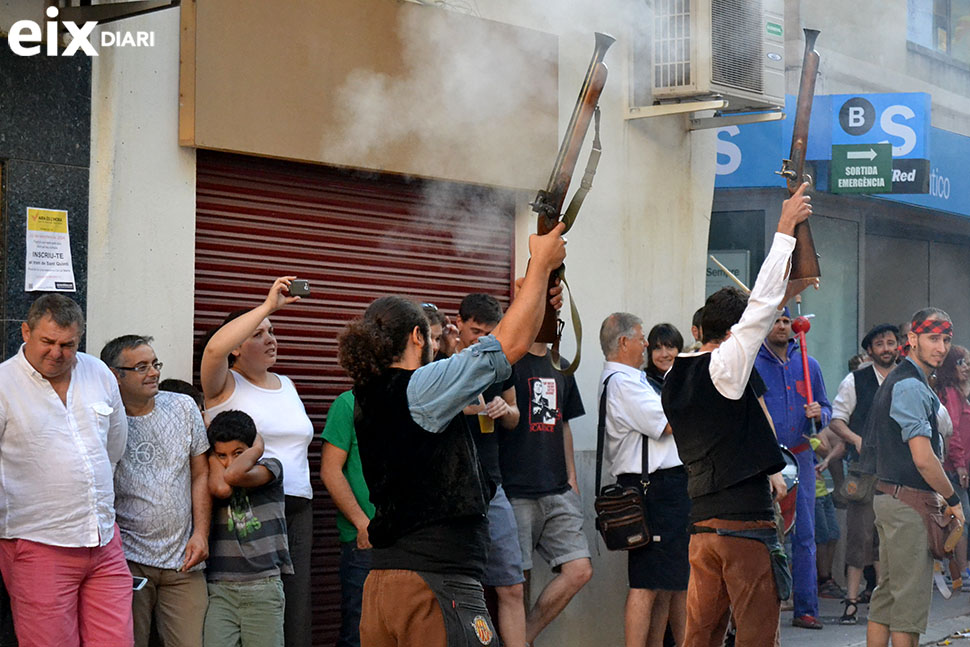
[828,419,862,454]
[183,453,211,571]
[320,443,372,549]
[564,421,579,493]
[910,435,966,525]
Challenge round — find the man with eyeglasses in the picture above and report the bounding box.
[0,294,131,645]
[101,335,211,647]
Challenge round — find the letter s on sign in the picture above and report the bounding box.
[879,105,917,157]
[716,126,742,175]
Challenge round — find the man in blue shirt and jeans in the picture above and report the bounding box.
[865,307,965,647]
[337,223,565,647]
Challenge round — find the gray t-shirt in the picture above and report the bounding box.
[114,391,209,570]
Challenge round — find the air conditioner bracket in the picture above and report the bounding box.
[689,109,785,131]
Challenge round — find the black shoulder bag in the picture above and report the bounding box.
[593,372,651,551]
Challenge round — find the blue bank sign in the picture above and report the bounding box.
[830,93,930,159]
[715,92,970,218]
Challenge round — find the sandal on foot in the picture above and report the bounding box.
[840,599,859,625]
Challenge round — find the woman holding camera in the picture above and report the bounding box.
[201,276,315,647]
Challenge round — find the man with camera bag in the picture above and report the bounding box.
[598,312,688,647]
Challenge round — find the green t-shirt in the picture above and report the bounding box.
[321,390,375,543]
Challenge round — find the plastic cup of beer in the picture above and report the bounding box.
[478,413,495,434]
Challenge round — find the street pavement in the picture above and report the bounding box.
[779,587,970,646]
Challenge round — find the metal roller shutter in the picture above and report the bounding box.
[193,150,515,644]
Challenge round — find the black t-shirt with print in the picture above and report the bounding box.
[466,375,515,485]
[499,351,586,498]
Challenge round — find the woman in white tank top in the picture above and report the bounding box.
[201,276,314,647]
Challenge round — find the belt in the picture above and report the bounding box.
[788,441,811,455]
[875,480,934,498]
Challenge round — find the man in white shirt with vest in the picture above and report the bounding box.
[599,312,688,647]
[0,294,132,646]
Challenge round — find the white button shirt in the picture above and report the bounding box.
[599,361,680,477]
[0,347,127,547]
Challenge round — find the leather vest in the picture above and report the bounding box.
[353,369,489,548]
[863,359,940,491]
[662,354,786,499]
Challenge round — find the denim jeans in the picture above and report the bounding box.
[204,577,284,647]
[338,542,372,647]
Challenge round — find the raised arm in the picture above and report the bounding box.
[491,223,567,364]
[200,276,300,404]
[710,183,813,400]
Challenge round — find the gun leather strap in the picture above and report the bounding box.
[562,106,602,233]
[550,107,601,376]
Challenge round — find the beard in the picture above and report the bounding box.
[421,334,435,366]
[871,350,898,369]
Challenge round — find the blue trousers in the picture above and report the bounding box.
[790,451,818,617]
[338,542,372,647]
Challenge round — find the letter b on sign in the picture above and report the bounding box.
[839,97,875,136]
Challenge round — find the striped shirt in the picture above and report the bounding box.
[207,458,293,581]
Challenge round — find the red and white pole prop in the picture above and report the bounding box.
[792,294,820,431]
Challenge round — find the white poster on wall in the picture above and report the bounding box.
[25,207,76,292]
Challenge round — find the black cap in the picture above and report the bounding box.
[861,323,900,351]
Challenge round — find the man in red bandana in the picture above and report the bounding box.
[863,307,965,647]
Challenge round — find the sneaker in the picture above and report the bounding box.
[792,614,824,630]
[780,598,794,612]
[840,599,859,625]
[819,578,847,599]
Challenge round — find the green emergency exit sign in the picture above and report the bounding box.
[831,143,892,194]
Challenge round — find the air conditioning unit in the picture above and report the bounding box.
[642,0,785,111]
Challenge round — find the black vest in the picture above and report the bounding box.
[846,365,881,462]
[863,359,940,491]
[848,365,880,437]
[353,369,489,548]
[661,353,786,499]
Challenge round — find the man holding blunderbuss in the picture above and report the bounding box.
[338,224,566,647]
[662,183,813,647]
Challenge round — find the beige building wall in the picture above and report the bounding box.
[87,8,197,380]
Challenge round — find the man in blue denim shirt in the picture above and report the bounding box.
[866,307,965,647]
[338,224,566,647]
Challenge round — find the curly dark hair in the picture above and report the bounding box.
[338,296,431,385]
[937,345,968,394]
